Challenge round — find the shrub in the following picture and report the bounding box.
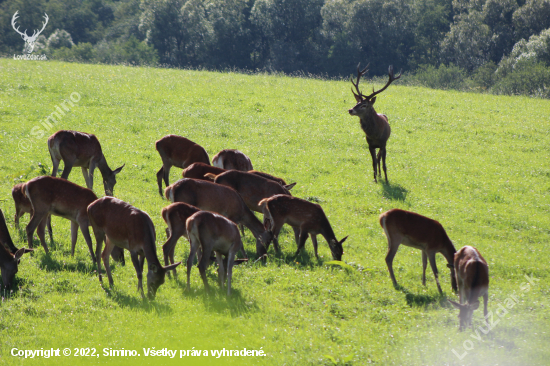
[413,64,468,90]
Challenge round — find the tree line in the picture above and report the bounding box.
[1,0,550,97]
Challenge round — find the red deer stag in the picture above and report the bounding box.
[156,135,211,196]
[348,64,401,183]
[212,149,253,171]
[165,178,272,257]
[12,182,53,244]
[25,176,98,262]
[206,170,296,252]
[186,211,246,296]
[259,195,348,260]
[48,130,125,196]
[88,196,181,299]
[379,209,457,294]
[449,246,489,330]
[0,209,32,289]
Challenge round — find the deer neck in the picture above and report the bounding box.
[441,239,457,266]
[97,155,111,178]
[241,208,265,239]
[359,110,381,138]
[0,243,13,264]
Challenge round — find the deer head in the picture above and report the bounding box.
[11,11,49,54]
[348,64,402,118]
[449,300,479,330]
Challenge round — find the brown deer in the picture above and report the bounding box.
[212,149,253,171]
[48,130,125,196]
[12,183,53,244]
[182,163,226,181]
[165,178,272,257]
[259,195,348,260]
[186,211,246,296]
[379,208,458,294]
[88,196,181,299]
[156,135,211,196]
[348,64,401,183]
[0,208,33,288]
[449,246,489,330]
[24,176,98,262]
[206,170,296,252]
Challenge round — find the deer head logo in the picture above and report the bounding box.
[11,11,49,54]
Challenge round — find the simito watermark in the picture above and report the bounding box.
[11,10,49,60]
[18,92,81,152]
[451,273,539,360]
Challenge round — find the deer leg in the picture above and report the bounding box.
[422,251,428,286]
[227,250,236,297]
[186,238,200,292]
[46,215,53,244]
[70,220,78,255]
[384,234,402,288]
[215,252,225,288]
[162,227,184,279]
[239,224,245,237]
[36,216,48,253]
[60,160,74,180]
[163,165,171,187]
[156,166,165,197]
[92,227,106,282]
[78,219,96,264]
[310,234,319,259]
[14,208,22,231]
[381,147,388,183]
[129,251,144,298]
[483,292,489,324]
[26,211,48,250]
[50,156,60,177]
[295,229,309,256]
[81,167,91,189]
[198,245,212,294]
[376,149,382,177]
[101,238,115,287]
[368,145,378,183]
[427,251,442,294]
[88,160,97,191]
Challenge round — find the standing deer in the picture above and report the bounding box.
[379,209,458,294]
[348,64,401,183]
[11,11,48,54]
[156,135,211,197]
[212,149,253,171]
[449,246,489,330]
[259,195,348,260]
[206,170,296,252]
[186,211,246,296]
[88,196,181,299]
[0,208,33,289]
[165,178,272,257]
[48,130,125,196]
[25,176,98,262]
[12,183,53,244]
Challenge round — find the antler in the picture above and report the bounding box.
[11,11,28,38]
[33,13,49,39]
[350,63,369,100]
[365,65,402,100]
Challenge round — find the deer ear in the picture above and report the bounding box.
[164,262,181,272]
[339,236,349,245]
[14,248,26,261]
[113,164,125,175]
[370,97,376,105]
[284,183,296,190]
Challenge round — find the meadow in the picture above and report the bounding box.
[0,59,549,366]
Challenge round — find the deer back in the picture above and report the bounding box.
[156,135,210,168]
[186,211,242,256]
[454,246,489,302]
[12,183,31,214]
[212,149,253,171]
[182,162,226,181]
[161,202,201,238]
[48,130,104,165]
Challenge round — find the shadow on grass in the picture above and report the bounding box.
[38,253,96,274]
[395,284,448,307]
[381,182,408,201]
[103,286,173,313]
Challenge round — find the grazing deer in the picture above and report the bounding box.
[88,196,181,299]
[206,170,296,252]
[259,195,348,260]
[212,149,253,171]
[165,178,272,257]
[449,246,489,330]
[0,209,20,255]
[186,211,246,296]
[182,162,226,181]
[48,130,125,196]
[24,176,98,263]
[348,64,401,183]
[156,135,211,196]
[11,11,48,54]
[379,209,458,294]
[12,183,53,244]
[0,208,33,288]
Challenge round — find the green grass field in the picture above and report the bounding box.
[0,59,549,366]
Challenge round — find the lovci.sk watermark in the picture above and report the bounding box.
[18,92,81,152]
[452,273,539,360]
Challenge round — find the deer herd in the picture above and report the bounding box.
[0,64,490,329]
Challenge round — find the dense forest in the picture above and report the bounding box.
[1,0,550,97]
